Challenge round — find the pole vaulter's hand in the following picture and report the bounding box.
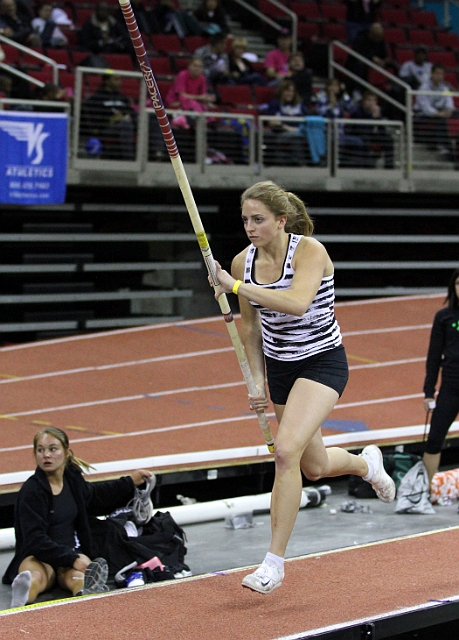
[248,386,269,412]
[212,261,235,297]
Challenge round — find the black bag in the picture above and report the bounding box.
[140,511,189,575]
[348,452,421,498]
[92,510,189,577]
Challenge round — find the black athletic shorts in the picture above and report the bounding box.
[265,345,349,405]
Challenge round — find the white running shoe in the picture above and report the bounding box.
[360,445,396,503]
[79,557,109,595]
[241,562,284,594]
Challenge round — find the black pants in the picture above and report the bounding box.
[425,385,459,454]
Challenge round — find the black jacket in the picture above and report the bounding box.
[424,307,459,398]
[2,464,134,584]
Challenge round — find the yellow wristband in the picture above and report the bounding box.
[232,279,242,295]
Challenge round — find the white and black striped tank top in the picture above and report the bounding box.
[245,233,342,361]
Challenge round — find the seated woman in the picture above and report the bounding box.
[228,38,265,86]
[264,78,309,165]
[2,427,153,608]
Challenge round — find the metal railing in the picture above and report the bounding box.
[2,66,459,192]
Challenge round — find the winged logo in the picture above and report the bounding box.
[0,121,50,164]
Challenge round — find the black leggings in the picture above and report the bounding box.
[425,385,459,454]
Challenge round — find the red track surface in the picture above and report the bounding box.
[2,527,459,639]
[0,294,442,481]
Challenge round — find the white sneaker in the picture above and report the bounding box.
[360,445,396,503]
[241,561,284,594]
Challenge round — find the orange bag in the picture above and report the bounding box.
[430,468,459,503]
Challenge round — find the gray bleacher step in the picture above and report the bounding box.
[23,282,95,294]
[24,310,94,322]
[0,233,199,242]
[0,261,202,273]
[23,253,94,264]
[0,316,185,333]
[22,223,94,233]
[0,290,194,303]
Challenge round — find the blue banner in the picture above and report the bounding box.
[0,111,68,204]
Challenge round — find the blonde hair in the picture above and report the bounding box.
[231,37,247,51]
[241,181,313,236]
[33,427,94,473]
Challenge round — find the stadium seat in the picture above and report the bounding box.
[429,51,457,68]
[290,1,322,22]
[150,56,173,77]
[183,36,208,53]
[320,4,346,22]
[75,8,93,27]
[408,29,437,48]
[436,31,459,50]
[380,8,411,28]
[253,85,276,106]
[102,53,135,71]
[322,23,347,42]
[1,43,21,65]
[410,10,438,29]
[150,34,182,55]
[383,28,408,49]
[45,48,72,69]
[216,84,253,108]
[297,22,321,40]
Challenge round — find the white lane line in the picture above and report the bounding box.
[0,380,245,417]
[0,347,234,384]
[0,327,429,385]
[4,421,459,487]
[0,390,424,455]
[0,315,225,350]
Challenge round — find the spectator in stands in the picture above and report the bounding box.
[0,0,41,47]
[78,1,131,56]
[345,0,381,44]
[346,22,390,93]
[399,45,432,90]
[414,63,457,157]
[50,2,74,28]
[315,77,365,165]
[32,81,73,111]
[165,55,216,123]
[349,89,395,168]
[2,426,153,608]
[116,0,160,37]
[265,78,309,165]
[195,31,232,89]
[193,0,229,36]
[81,73,137,160]
[32,2,68,48]
[228,37,265,86]
[264,28,292,86]
[152,0,203,38]
[287,52,313,109]
[0,72,12,97]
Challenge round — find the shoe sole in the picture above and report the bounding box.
[241,576,283,594]
[366,445,396,503]
[83,558,109,594]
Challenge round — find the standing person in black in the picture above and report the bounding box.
[81,73,137,160]
[2,427,152,608]
[423,269,459,486]
[78,1,131,56]
[346,22,390,92]
[345,0,381,44]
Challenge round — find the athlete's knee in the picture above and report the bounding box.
[301,462,327,482]
[274,440,301,471]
